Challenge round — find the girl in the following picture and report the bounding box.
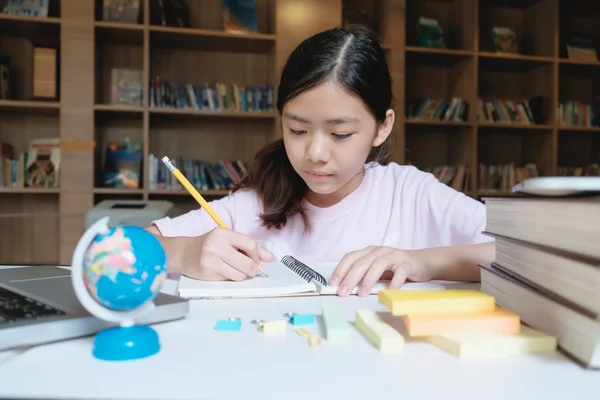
[147,25,495,297]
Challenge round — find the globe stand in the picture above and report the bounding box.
[92,322,161,361]
[71,217,168,362]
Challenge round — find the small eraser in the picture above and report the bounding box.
[289,314,315,325]
[322,303,349,343]
[261,320,287,335]
[355,310,404,353]
[215,319,242,331]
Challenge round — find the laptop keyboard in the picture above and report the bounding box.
[0,286,66,324]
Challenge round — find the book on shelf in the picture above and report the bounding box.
[417,17,445,48]
[406,97,468,122]
[480,194,600,368]
[0,54,10,100]
[150,77,274,113]
[478,163,538,192]
[149,0,190,27]
[490,26,517,53]
[25,138,60,188]
[414,164,469,193]
[110,68,143,107]
[1,0,49,17]
[557,164,600,177]
[102,0,141,24]
[221,0,258,34]
[557,100,600,128]
[1,138,62,189]
[101,138,142,189]
[0,141,20,188]
[148,153,248,191]
[565,36,598,63]
[478,97,546,125]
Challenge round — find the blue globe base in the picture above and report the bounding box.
[92,325,160,361]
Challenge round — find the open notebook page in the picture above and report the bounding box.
[310,262,446,295]
[177,260,315,299]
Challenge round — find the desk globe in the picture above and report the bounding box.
[71,216,168,361]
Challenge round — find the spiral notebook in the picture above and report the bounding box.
[176,250,445,299]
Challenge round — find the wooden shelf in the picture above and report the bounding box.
[559,58,600,67]
[405,119,473,127]
[149,25,276,53]
[558,126,600,132]
[93,188,144,195]
[148,189,230,197]
[406,46,474,57]
[0,187,60,194]
[406,46,473,67]
[94,104,144,116]
[94,21,144,45]
[0,100,60,114]
[0,13,60,37]
[148,107,276,120]
[477,122,553,130]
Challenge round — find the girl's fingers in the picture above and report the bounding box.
[218,258,252,282]
[357,256,395,296]
[329,247,371,286]
[222,247,258,278]
[389,267,409,290]
[338,248,396,295]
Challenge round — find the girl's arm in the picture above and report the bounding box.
[413,241,495,282]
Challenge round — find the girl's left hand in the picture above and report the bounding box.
[328,246,433,297]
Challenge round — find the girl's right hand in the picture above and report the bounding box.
[179,227,272,281]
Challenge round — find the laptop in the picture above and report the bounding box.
[0,266,189,352]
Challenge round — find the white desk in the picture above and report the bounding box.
[0,266,599,400]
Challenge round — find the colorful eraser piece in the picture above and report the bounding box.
[260,320,287,335]
[404,306,521,337]
[355,310,404,354]
[289,314,315,325]
[426,324,557,360]
[378,289,495,316]
[215,319,242,331]
[322,303,349,343]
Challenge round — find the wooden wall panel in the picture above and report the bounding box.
[59,0,95,265]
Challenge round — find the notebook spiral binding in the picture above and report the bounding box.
[281,255,328,286]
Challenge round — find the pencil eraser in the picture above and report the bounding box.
[261,320,287,335]
[289,314,315,325]
[216,319,242,331]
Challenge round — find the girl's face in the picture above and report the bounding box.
[282,81,394,207]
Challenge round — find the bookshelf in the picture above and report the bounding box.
[1,0,599,265]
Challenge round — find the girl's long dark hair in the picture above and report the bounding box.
[233,25,393,231]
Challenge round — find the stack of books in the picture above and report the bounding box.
[480,195,600,369]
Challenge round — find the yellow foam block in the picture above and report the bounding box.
[260,320,287,335]
[378,289,495,316]
[404,306,521,337]
[355,310,404,354]
[426,324,557,360]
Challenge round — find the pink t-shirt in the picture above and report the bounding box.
[152,162,492,265]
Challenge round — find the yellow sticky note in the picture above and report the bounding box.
[378,289,495,316]
[426,324,557,360]
[355,310,404,354]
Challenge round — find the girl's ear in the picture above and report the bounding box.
[372,109,395,147]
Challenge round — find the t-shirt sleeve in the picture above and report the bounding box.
[420,173,493,246]
[151,191,242,237]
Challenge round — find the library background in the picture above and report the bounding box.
[0,0,597,266]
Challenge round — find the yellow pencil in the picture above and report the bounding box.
[161,156,268,278]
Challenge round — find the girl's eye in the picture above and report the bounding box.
[290,129,306,135]
[332,133,352,139]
